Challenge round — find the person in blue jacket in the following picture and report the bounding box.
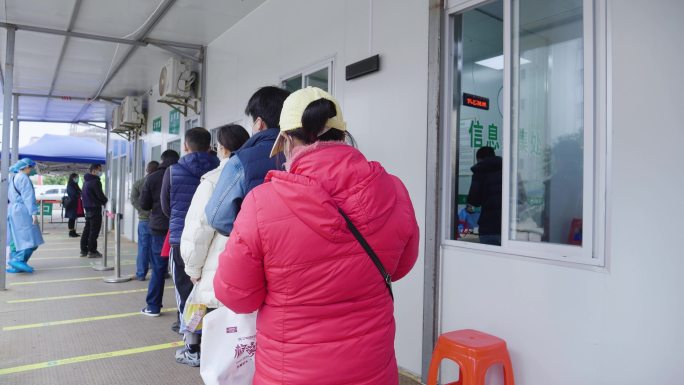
[6,158,44,273]
[204,86,290,236]
[159,127,219,365]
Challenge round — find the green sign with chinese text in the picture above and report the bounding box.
[152,116,162,132]
[169,109,181,135]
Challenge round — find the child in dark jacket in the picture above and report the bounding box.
[160,127,219,366]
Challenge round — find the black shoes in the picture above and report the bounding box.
[171,320,181,334]
[87,251,103,258]
[80,251,88,257]
[69,230,80,238]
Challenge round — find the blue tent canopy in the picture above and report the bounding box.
[17,134,106,164]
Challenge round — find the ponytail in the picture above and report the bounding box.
[288,98,346,144]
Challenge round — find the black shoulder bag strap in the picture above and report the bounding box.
[11,177,21,196]
[338,208,394,301]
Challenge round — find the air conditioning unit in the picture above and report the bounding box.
[159,58,195,100]
[120,96,144,126]
[111,105,122,131]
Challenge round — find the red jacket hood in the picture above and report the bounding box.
[264,142,397,243]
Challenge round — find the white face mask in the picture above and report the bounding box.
[216,145,228,160]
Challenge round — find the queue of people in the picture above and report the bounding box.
[5,84,420,383]
[129,85,420,384]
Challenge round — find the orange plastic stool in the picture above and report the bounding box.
[427,329,515,385]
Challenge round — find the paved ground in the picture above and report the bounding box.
[0,223,203,385]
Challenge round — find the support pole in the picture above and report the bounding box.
[421,1,444,382]
[103,213,129,283]
[40,200,45,234]
[131,131,139,239]
[11,94,19,165]
[104,153,129,283]
[200,47,207,128]
[93,122,113,271]
[0,28,15,290]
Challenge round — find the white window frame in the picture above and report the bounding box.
[185,116,200,131]
[441,0,608,266]
[280,57,335,94]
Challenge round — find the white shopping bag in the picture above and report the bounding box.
[200,307,257,385]
[183,286,207,333]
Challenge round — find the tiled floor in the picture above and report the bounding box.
[0,223,202,385]
[1,222,426,385]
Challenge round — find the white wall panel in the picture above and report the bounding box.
[440,0,684,384]
[205,0,429,374]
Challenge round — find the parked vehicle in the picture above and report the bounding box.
[34,185,67,202]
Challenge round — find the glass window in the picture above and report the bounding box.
[283,75,303,93]
[449,0,504,245]
[168,139,181,155]
[305,67,329,91]
[443,0,604,264]
[185,117,199,131]
[151,145,162,162]
[511,0,584,245]
[282,61,333,93]
[210,127,218,148]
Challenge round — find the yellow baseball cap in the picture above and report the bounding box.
[270,87,347,157]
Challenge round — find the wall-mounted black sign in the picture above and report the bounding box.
[346,55,380,81]
[463,92,489,110]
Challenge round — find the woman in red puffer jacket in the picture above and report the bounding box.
[214,87,419,385]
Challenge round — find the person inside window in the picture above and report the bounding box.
[467,146,503,245]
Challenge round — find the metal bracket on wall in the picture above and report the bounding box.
[158,97,200,117]
[112,124,144,141]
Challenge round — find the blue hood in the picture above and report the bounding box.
[176,152,220,178]
[168,151,220,245]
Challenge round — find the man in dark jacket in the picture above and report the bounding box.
[161,127,219,365]
[139,150,179,317]
[80,164,108,257]
[467,146,502,246]
[131,161,159,281]
[204,86,291,236]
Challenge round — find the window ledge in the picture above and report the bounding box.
[441,239,609,272]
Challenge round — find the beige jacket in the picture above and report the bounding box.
[180,158,229,308]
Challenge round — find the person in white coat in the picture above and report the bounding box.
[178,124,249,366]
[7,158,44,273]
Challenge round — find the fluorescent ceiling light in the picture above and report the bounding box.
[475,55,530,70]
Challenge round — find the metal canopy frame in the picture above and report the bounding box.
[42,0,84,119]
[0,0,216,290]
[71,0,179,122]
[0,0,206,124]
[0,22,202,49]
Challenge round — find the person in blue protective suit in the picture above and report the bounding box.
[6,158,44,273]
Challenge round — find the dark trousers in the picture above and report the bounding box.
[80,208,102,253]
[171,245,194,331]
[136,220,152,279]
[68,218,76,230]
[145,234,168,312]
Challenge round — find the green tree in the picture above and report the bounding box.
[42,175,69,185]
